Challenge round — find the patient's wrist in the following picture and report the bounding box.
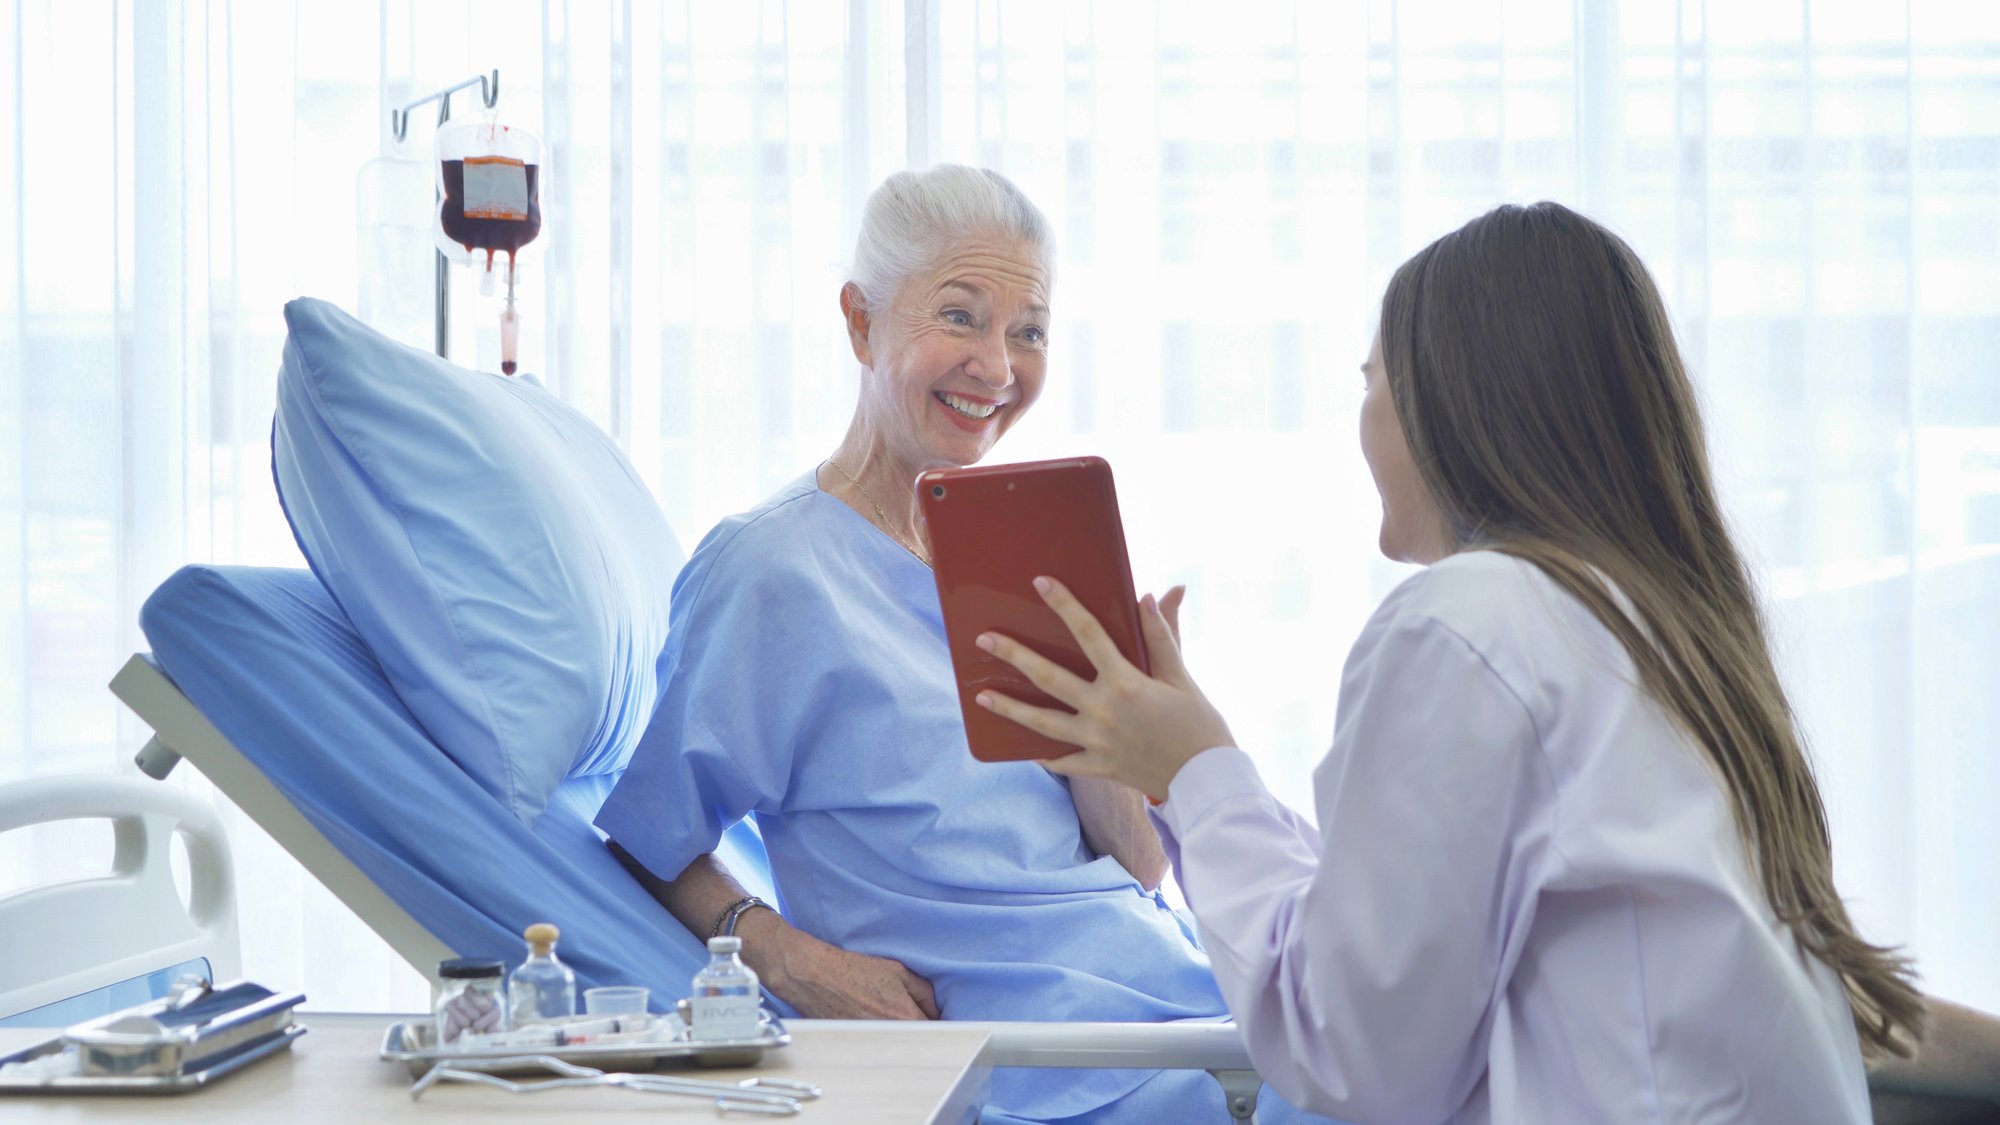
[731,905,796,989]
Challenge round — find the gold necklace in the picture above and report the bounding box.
[825,459,931,567]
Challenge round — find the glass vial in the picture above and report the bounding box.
[434,957,506,1044]
[507,922,576,1024]
[690,935,761,1041]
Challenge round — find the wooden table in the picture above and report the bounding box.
[0,1013,993,1123]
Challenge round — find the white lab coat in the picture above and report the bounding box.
[1155,550,1870,1124]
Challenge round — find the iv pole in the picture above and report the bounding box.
[391,70,500,359]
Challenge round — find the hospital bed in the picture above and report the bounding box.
[97,562,1271,1121]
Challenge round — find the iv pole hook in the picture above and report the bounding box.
[390,69,500,144]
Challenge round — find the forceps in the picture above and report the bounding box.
[409,1054,822,1116]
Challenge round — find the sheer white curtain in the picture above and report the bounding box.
[3,0,1996,1015]
[926,0,2000,1016]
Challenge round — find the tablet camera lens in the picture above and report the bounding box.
[932,484,946,499]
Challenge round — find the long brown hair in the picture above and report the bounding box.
[1379,201,1924,1058]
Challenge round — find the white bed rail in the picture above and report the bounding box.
[966,1020,1253,1071]
[978,1021,1266,1121]
[0,773,239,1020]
[807,1019,1265,1120]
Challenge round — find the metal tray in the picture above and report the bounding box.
[63,981,305,1078]
[0,1024,307,1095]
[380,1010,790,1078]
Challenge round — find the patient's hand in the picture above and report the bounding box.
[607,842,937,1020]
[737,909,940,1020]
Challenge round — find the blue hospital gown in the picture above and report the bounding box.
[597,474,1342,1124]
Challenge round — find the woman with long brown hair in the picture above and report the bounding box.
[970,202,1994,1121]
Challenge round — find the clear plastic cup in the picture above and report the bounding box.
[582,985,650,1015]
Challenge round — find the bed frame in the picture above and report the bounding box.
[109,653,1270,1122]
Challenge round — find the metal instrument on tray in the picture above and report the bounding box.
[409,1053,820,1115]
[0,979,307,1094]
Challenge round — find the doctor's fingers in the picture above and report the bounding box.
[1031,744,1117,785]
[975,688,1092,751]
[1030,576,1134,676]
[977,629,1092,707]
[1139,595,1192,687]
[1157,586,1187,647]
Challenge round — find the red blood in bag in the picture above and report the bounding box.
[439,159,542,268]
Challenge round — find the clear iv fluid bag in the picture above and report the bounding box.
[356,155,435,350]
[433,117,543,277]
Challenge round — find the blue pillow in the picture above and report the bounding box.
[271,297,682,824]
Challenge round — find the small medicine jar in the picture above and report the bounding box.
[434,957,507,1044]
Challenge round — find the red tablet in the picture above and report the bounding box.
[918,457,1150,762]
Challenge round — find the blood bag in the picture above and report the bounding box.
[433,114,543,374]
[435,116,542,282]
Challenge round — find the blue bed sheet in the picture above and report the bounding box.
[139,564,785,1012]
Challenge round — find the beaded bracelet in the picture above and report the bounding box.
[711,894,774,939]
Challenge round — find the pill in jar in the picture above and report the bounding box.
[435,957,507,1044]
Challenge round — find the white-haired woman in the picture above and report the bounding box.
[597,166,1346,1124]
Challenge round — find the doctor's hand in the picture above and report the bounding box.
[976,579,1235,803]
[736,909,939,1020]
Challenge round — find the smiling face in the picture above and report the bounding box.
[842,233,1051,474]
[1360,331,1455,564]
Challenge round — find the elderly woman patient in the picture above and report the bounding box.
[595,166,1339,1124]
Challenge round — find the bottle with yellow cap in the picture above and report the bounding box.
[507,922,576,1024]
